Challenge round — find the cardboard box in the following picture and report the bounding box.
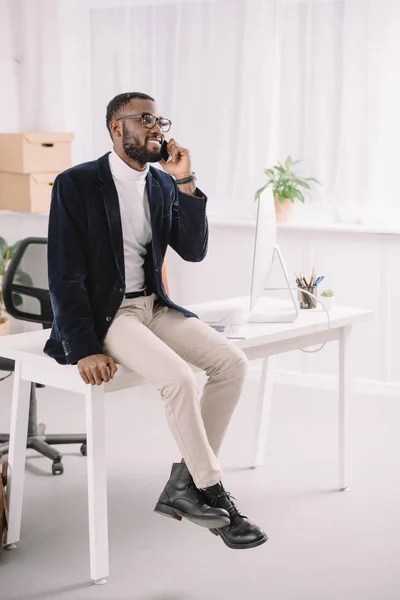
[0,172,56,213]
[0,133,74,174]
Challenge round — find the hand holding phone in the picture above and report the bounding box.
[159,138,193,180]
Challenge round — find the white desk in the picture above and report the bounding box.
[191,299,372,478]
[0,301,372,584]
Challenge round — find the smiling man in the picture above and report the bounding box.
[44,92,267,550]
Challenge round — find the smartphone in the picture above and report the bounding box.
[161,140,170,162]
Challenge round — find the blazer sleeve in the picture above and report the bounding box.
[47,173,103,364]
[168,182,209,262]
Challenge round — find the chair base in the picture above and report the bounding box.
[0,431,87,475]
[0,381,86,475]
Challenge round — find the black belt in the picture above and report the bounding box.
[125,290,149,299]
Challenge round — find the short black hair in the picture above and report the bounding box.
[106,92,155,136]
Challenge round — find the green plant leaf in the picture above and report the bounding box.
[285,155,293,169]
[8,240,21,258]
[285,190,293,200]
[13,293,23,307]
[256,157,320,204]
[295,180,311,190]
[0,237,7,259]
[14,269,33,286]
[292,189,305,203]
[264,169,275,179]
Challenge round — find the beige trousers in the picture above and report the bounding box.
[103,294,248,489]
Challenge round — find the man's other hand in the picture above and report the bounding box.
[77,354,118,385]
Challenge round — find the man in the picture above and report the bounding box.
[44,92,267,550]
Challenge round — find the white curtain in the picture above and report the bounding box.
[84,0,279,221]
[0,0,65,132]
[284,0,400,226]
[0,0,20,131]
[2,0,400,223]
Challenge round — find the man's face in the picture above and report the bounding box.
[113,99,165,165]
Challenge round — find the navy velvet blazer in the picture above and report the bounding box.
[43,152,208,365]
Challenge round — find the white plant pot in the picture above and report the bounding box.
[320,296,335,311]
[0,317,10,336]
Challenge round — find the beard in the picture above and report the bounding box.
[122,123,162,165]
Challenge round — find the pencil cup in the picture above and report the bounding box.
[298,286,318,309]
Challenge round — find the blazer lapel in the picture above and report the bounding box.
[97,153,125,282]
[146,169,164,255]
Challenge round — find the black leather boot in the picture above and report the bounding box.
[154,463,231,529]
[201,482,268,549]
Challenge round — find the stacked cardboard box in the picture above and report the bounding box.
[0,133,74,212]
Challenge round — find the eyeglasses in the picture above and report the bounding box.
[115,112,172,132]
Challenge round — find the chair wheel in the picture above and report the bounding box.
[52,461,64,475]
[80,443,87,456]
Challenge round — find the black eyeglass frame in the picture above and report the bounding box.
[114,112,172,132]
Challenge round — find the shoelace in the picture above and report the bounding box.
[210,490,245,519]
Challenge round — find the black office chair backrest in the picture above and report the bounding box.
[2,237,53,328]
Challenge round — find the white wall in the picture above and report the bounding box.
[167,221,400,396]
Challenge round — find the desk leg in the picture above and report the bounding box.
[339,326,352,492]
[85,384,109,585]
[5,362,31,548]
[251,357,275,468]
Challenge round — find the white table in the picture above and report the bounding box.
[0,301,372,584]
[192,299,372,477]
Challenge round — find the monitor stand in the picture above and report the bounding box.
[247,246,299,323]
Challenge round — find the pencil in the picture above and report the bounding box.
[310,268,316,287]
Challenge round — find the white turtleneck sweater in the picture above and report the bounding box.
[108,150,152,294]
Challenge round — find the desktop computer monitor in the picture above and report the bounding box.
[248,187,298,323]
[196,187,298,332]
[250,186,277,312]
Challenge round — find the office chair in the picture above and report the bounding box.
[0,238,171,475]
[0,237,86,475]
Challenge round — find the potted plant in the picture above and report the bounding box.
[320,288,335,311]
[255,156,321,221]
[0,237,22,336]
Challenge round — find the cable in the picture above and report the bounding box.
[208,285,331,351]
[264,285,332,353]
[0,371,12,382]
[295,287,331,353]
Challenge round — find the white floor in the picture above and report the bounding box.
[0,371,399,600]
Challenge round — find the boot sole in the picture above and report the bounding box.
[154,502,230,529]
[209,529,269,549]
